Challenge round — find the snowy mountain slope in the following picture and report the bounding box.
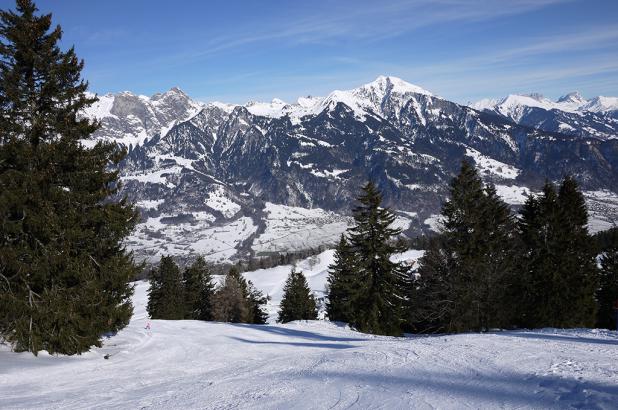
[82,76,618,262]
[2,270,617,410]
[83,87,204,148]
[471,92,618,141]
[243,75,433,124]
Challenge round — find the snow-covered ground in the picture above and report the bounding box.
[2,250,618,409]
[252,203,352,254]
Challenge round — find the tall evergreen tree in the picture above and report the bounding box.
[183,257,215,321]
[414,162,518,332]
[596,246,618,330]
[517,183,557,327]
[409,234,453,332]
[245,280,269,325]
[518,177,598,328]
[556,176,598,326]
[326,235,358,323]
[211,267,267,324]
[147,256,184,320]
[347,181,409,336]
[278,269,317,323]
[0,0,138,355]
[212,267,250,323]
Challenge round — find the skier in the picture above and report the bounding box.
[145,321,151,331]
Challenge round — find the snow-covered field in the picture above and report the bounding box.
[252,203,352,254]
[2,250,618,409]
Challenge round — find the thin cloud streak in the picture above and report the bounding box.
[146,0,573,69]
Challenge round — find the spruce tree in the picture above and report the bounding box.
[0,0,138,355]
[517,185,554,328]
[212,267,250,323]
[147,256,184,320]
[409,234,453,332]
[183,257,215,321]
[415,162,517,332]
[596,246,618,330]
[518,177,599,328]
[246,281,269,324]
[212,266,269,324]
[278,269,317,323]
[326,235,357,323]
[347,181,409,336]
[556,176,598,326]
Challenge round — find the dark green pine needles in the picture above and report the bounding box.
[183,257,215,321]
[596,243,618,330]
[326,182,410,336]
[414,161,518,332]
[0,0,139,355]
[147,256,185,320]
[518,177,599,328]
[326,235,357,324]
[278,269,317,323]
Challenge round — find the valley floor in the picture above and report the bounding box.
[1,281,617,409]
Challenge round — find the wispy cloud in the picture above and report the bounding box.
[151,0,573,68]
[316,24,618,101]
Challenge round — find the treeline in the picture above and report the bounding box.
[133,247,328,281]
[147,255,319,324]
[147,256,268,324]
[326,162,618,335]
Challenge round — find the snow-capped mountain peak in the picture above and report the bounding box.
[316,75,434,120]
[493,94,559,121]
[474,91,618,116]
[361,75,433,98]
[79,76,618,263]
[581,95,618,113]
[557,91,585,104]
[242,75,435,122]
[470,91,618,141]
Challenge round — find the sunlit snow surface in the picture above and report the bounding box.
[252,203,352,254]
[2,251,618,409]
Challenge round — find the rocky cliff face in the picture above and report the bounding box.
[85,76,618,263]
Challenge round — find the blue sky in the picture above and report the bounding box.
[4,0,618,103]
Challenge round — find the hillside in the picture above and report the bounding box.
[2,277,617,409]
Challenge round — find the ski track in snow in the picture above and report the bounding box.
[1,281,618,409]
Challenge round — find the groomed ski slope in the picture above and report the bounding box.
[2,273,618,408]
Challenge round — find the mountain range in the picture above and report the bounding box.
[83,76,618,263]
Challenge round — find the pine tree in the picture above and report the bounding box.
[183,257,215,321]
[278,269,317,323]
[147,256,184,320]
[596,246,618,330]
[347,181,409,336]
[517,184,556,328]
[326,235,358,323]
[246,281,269,324]
[414,162,517,332]
[556,176,598,326]
[409,234,453,332]
[518,177,599,328]
[0,0,138,355]
[473,184,519,329]
[212,267,250,323]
